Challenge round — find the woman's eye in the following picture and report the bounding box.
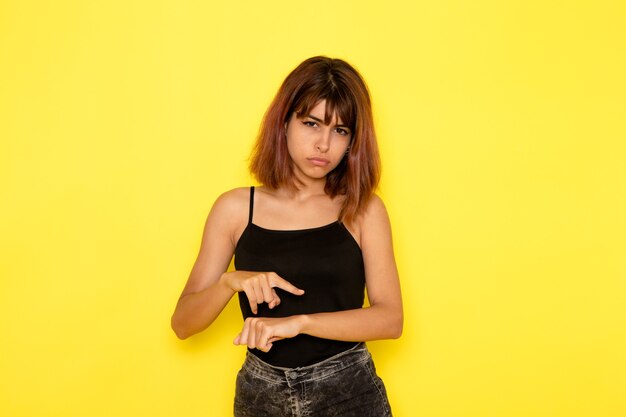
[335,128,350,136]
[303,121,317,127]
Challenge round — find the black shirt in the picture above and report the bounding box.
[234,186,365,367]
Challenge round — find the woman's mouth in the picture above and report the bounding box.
[307,157,330,166]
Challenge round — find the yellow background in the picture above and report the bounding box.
[1,1,625,416]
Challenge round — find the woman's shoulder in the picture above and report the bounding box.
[205,187,256,245]
[355,193,394,254]
[366,193,386,210]
[215,186,251,203]
[359,193,389,223]
[209,187,253,221]
[357,193,392,233]
[345,193,390,248]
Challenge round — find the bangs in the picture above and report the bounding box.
[292,82,357,130]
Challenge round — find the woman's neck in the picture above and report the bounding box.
[282,176,328,201]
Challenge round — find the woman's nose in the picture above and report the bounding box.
[315,129,331,152]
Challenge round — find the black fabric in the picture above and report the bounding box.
[234,186,365,368]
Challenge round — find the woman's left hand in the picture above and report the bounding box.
[233,315,306,352]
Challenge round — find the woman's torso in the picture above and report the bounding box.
[233,186,366,368]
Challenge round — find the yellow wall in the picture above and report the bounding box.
[1,1,625,416]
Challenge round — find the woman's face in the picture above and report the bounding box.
[285,100,352,184]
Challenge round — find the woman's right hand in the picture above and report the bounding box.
[221,271,304,314]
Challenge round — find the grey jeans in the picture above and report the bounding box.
[234,343,392,417]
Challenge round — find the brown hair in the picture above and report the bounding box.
[249,56,380,224]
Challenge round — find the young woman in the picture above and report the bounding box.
[171,56,403,417]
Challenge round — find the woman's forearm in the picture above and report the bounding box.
[299,304,403,342]
[171,274,235,340]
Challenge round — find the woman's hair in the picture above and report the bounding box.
[249,56,381,224]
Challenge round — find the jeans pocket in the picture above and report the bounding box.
[364,358,393,417]
[234,366,287,417]
[304,357,392,417]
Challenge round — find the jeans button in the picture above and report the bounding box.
[288,371,298,379]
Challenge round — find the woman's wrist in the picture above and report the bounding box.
[296,314,312,335]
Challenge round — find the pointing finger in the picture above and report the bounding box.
[270,276,305,296]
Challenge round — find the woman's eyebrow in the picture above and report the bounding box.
[306,114,349,129]
[306,114,324,123]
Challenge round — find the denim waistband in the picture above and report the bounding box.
[241,342,370,384]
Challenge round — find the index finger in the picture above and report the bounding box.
[269,275,305,296]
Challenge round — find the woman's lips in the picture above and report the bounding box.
[307,157,330,166]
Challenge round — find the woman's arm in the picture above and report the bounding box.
[170,190,243,339]
[171,188,304,340]
[233,195,403,351]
